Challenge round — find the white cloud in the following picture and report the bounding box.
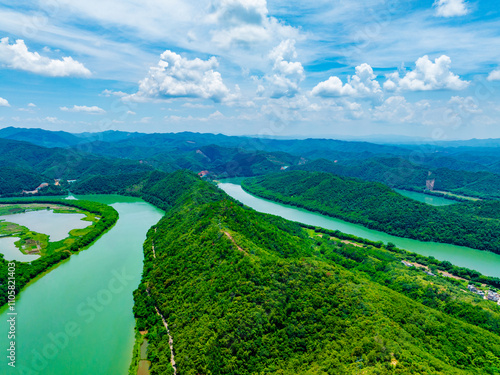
[45,116,66,124]
[311,63,382,98]
[126,110,136,115]
[384,55,469,91]
[487,69,500,81]
[208,110,226,120]
[434,0,469,17]
[448,96,481,114]
[182,102,214,109]
[207,0,298,50]
[342,100,364,119]
[263,39,305,98]
[0,37,91,77]
[100,89,128,97]
[373,96,415,123]
[60,105,106,114]
[137,117,152,124]
[0,97,10,107]
[126,50,232,103]
[28,103,36,107]
[165,111,229,122]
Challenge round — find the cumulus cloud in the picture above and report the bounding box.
[0,97,10,107]
[384,55,469,91]
[487,69,500,81]
[263,39,305,98]
[60,105,106,114]
[373,96,415,123]
[311,63,382,98]
[207,0,297,49]
[0,37,91,77]
[342,100,364,119]
[126,50,232,103]
[434,0,469,17]
[28,103,36,107]
[448,96,481,114]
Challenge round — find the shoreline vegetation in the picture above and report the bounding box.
[117,171,500,374]
[0,198,118,307]
[3,170,499,373]
[0,203,98,256]
[241,171,500,255]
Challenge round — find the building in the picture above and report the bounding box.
[467,284,478,293]
[486,290,500,302]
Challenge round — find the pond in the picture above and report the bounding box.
[0,195,164,374]
[0,209,91,242]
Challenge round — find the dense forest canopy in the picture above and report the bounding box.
[241,171,500,253]
[2,127,500,200]
[129,171,500,374]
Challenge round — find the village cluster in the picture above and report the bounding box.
[402,260,500,306]
[467,284,500,304]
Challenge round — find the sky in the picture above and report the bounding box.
[0,0,500,140]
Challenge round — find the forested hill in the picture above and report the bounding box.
[241,171,500,254]
[0,138,153,195]
[3,127,500,199]
[130,171,500,374]
[291,158,500,200]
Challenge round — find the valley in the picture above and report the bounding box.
[1,129,500,374]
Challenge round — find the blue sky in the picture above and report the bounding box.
[0,0,500,140]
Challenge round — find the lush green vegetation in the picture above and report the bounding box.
[301,224,500,290]
[0,198,118,306]
[4,127,500,200]
[0,138,153,195]
[130,173,500,374]
[292,157,500,200]
[242,171,500,254]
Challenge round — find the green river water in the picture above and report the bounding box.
[0,195,163,375]
[219,181,500,278]
[1,184,499,374]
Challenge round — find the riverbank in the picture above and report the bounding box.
[219,181,500,278]
[0,198,119,308]
[240,172,500,254]
[0,196,164,374]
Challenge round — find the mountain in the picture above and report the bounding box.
[241,171,500,253]
[0,138,153,195]
[3,127,500,198]
[292,157,500,200]
[128,171,500,374]
[0,127,83,148]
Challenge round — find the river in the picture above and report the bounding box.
[219,181,500,278]
[0,195,163,375]
[394,189,456,206]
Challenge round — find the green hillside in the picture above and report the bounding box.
[292,158,500,200]
[0,138,153,195]
[130,172,500,374]
[241,171,500,253]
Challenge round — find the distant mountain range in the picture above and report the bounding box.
[1,126,500,199]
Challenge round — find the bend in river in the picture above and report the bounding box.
[0,195,164,375]
[219,181,500,278]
